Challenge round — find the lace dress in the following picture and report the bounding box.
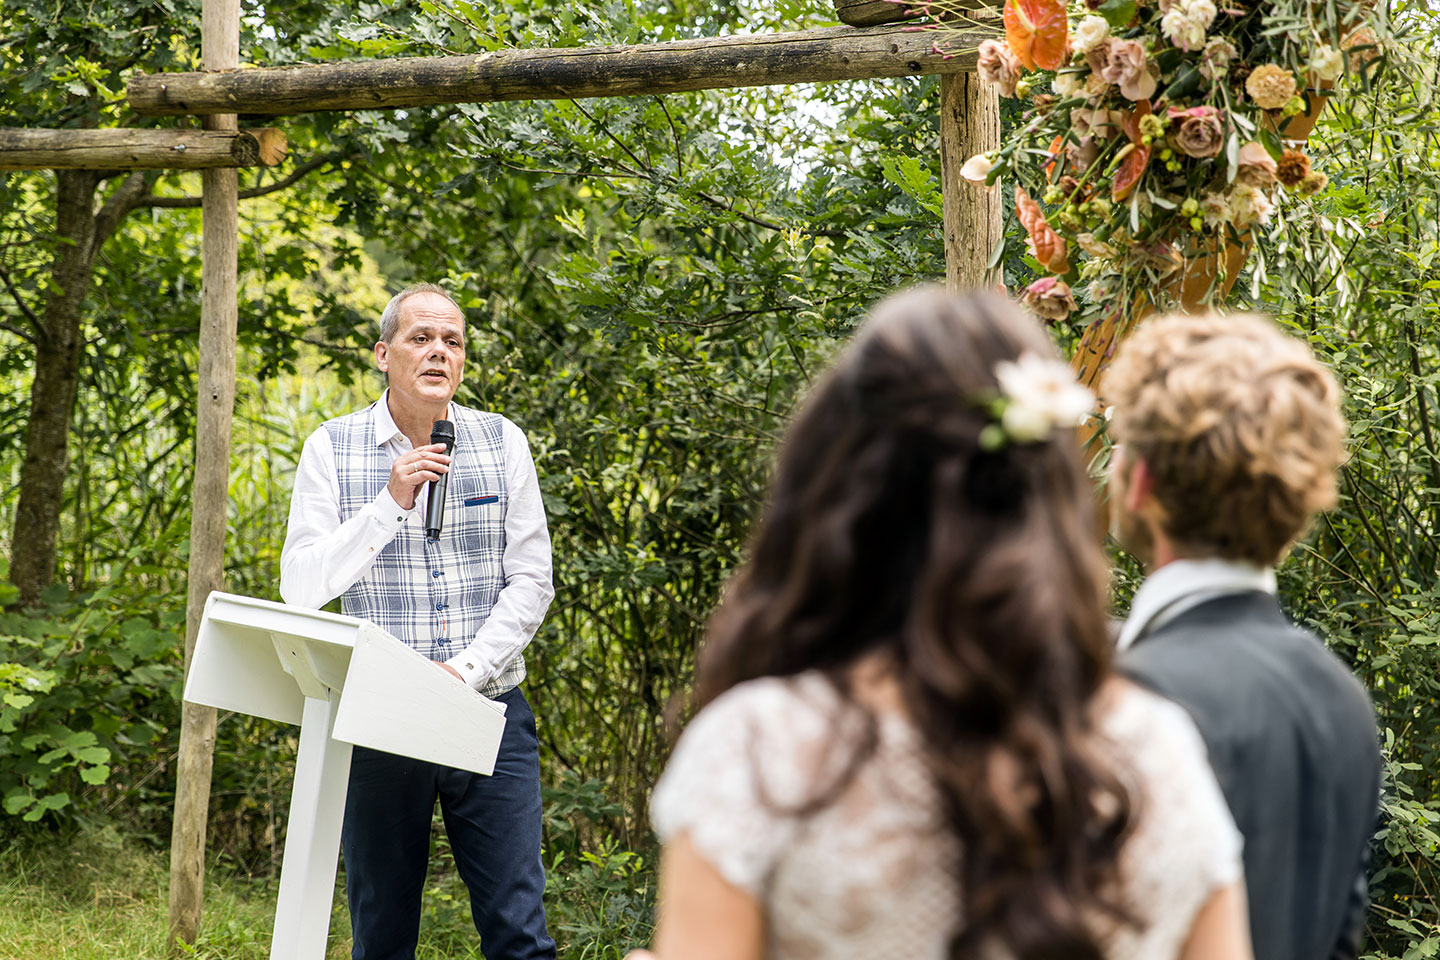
[650,672,1242,960]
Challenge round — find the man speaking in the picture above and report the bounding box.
[280,283,556,960]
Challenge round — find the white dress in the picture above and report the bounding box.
[651,672,1243,960]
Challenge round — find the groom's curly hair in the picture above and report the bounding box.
[697,287,1134,960]
[1104,311,1346,565]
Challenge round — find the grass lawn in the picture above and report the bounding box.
[0,827,483,959]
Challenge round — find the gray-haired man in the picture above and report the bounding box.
[281,284,556,960]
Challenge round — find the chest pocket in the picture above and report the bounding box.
[446,467,506,561]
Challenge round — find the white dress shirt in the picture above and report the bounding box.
[280,390,554,690]
[1116,558,1278,652]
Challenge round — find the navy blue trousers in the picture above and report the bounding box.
[341,686,555,960]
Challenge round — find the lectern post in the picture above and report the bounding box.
[185,592,507,960]
[272,695,352,959]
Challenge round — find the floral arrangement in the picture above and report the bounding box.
[910,0,1386,330]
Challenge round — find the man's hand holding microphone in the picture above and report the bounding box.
[386,420,465,684]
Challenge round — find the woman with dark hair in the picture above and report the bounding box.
[633,287,1251,960]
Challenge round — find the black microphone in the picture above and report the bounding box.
[425,420,456,541]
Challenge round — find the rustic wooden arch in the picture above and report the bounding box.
[0,0,1007,945]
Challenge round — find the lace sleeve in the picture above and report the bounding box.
[650,679,829,896]
[1109,686,1246,956]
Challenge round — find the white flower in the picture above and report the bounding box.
[994,353,1096,443]
[1200,190,1231,227]
[961,153,995,183]
[1052,70,1085,98]
[1161,0,1216,51]
[1309,44,1344,82]
[1072,16,1111,55]
[1229,183,1275,229]
[1199,37,1237,81]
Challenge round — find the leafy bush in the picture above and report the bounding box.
[0,568,182,833]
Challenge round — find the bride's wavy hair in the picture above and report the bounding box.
[696,286,1133,960]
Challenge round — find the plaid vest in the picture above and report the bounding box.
[325,403,525,697]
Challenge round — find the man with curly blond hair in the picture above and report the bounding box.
[1105,312,1380,960]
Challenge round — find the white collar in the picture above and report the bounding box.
[1116,557,1277,652]
[371,388,455,448]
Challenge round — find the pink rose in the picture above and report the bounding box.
[977,39,1023,97]
[1100,38,1158,101]
[1022,277,1078,322]
[1070,107,1124,140]
[1235,142,1277,186]
[1168,105,1225,158]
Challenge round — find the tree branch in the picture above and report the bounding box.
[0,315,37,343]
[0,261,42,336]
[94,172,154,244]
[135,151,352,209]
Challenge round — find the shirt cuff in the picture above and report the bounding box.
[445,651,494,690]
[373,485,416,530]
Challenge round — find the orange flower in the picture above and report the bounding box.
[1276,149,1312,187]
[1015,185,1071,273]
[1003,0,1070,71]
[1111,101,1153,202]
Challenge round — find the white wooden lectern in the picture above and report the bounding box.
[186,591,508,960]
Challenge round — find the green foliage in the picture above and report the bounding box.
[0,571,181,831]
[546,841,655,960]
[1237,11,1440,956]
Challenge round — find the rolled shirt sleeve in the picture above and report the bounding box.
[444,419,555,690]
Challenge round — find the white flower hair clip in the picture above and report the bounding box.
[980,353,1097,450]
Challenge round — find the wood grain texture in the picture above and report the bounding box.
[832,0,924,26]
[939,73,1001,292]
[128,24,998,117]
[0,128,285,170]
[832,0,996,26]
[169,0,240,945]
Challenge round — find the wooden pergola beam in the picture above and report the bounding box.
[0,128,285,170]
[128,23,996,117]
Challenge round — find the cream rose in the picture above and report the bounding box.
[1246,64,1298,110]
[1052,70,1085,98]
[1072,16,1111,55]
[1160,0,1216,51]
[1100,38,1158,101]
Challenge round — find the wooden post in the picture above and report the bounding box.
[939,72,1002,291]
[168,0,239,946]
[0,128,286,170]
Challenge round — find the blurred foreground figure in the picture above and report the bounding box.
[1107,312,1381,960]
[634,287,1253,960]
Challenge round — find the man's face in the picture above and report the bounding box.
[375,293,466,408]
[1108,444,1156,568]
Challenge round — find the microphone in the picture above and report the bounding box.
[425,420,456,541]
